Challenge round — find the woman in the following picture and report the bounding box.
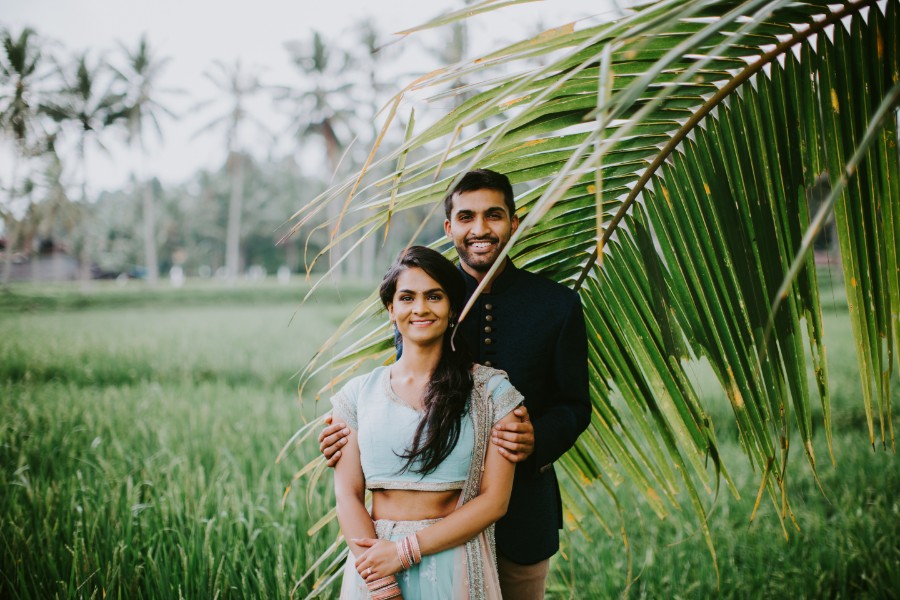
[330,246,523,600]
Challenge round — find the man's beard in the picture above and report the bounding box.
[458,237,504,272]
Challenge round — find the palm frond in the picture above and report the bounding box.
[286,1,899,595]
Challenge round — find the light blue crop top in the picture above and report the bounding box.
[330,365,522,491]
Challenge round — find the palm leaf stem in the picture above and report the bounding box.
[573,0,879,290]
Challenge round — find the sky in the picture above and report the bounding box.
[4,0,625,192]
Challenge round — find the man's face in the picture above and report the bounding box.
[444,188,519,275]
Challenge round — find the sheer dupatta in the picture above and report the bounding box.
[453,367,510,600]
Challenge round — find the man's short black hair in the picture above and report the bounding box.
[444,169,515,219]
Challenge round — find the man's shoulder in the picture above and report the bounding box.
[513,266,579,303]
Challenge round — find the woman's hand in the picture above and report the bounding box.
[353,538,404,582]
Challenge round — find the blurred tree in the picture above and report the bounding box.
[112,34,179,286]
[279,31,359,280]
[41,50,128,281]
[0,27,44,283]
[193,59,270,283]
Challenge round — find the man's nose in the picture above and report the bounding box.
[471,216,488,235]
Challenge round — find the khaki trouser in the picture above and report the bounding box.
[497,551,551,600]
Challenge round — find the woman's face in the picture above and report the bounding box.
[388,267,452,349]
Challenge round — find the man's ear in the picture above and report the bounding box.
[510,213,520,234]
[444,219,452,237]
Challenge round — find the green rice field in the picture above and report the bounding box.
[1,279,897,599]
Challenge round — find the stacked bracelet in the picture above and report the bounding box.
[367,575,400,599]
[395,533,422,571]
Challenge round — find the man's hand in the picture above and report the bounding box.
[491,405,534,462]
[318,413,350,467]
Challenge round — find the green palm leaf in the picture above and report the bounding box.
[286,1,899,594]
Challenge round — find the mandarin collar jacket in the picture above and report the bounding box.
[456,259,590,564]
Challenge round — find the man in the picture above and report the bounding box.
[319,169,591,598]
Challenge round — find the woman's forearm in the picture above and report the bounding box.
[414,491,508,556]
[333,429,376,557]
[335,496,377,557]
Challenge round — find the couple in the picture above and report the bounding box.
[322,169,590,599]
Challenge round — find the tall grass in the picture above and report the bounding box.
[0,280,367,599]
[549,310,899,599]
[1,279,896,598]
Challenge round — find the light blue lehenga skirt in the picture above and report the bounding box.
[339,518,460,600]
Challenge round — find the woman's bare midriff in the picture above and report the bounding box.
[371,489,461,521]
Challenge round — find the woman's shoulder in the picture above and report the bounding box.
[339,365,388,390]
[330,366,389,429]
[332,365,388,404]
[470,363,523,422]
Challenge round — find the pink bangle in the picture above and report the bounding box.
[371,581,401,600]
[396,533,423,571]
[396,539,408,570]
[408,533,422,565]
[366,576,394,592]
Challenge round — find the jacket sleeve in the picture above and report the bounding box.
[529,292,591,474]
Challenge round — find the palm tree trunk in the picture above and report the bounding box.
[1,216,17,285]
[225,152,245,283]
[323,123,343,281]
[78,137,92,285]
[360,207,375,282]
[1,150,20,285]
[142,182,159,286]
[285,236,299,272]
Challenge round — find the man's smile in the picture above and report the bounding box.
[467,238,498,252]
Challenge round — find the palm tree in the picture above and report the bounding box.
[279,31,360,280]
[41,51,127,281]
[193,59,270,282]
[285,0,899,593]
[0,27,43,284]
[112,34,179,286]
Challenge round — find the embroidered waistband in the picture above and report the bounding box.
[375,517,442,539]
[366,480,464,492]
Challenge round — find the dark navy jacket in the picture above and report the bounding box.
[457,260,590,564]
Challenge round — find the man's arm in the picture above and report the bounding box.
[529,293,591,472]
[319,413,350,467]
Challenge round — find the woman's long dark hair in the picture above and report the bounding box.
[379,245,473,475]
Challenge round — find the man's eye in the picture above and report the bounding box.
[429,294,443,301]
[399,295,413,301]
